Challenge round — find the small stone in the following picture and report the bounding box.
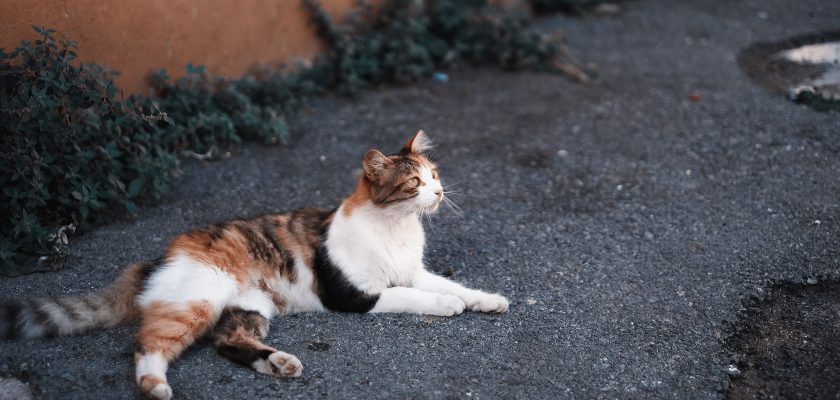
[807,276,818,285]
[307,341,331,352]
[319,155,326,162]
[594,3,621,15]
[433,72,449,83]
[685,169,692,176]
[526,299,537,305]
[557,149,569,157]
[757,11,768,19]
[814,220,821,225]
[726,364,742,377]
[644,231,654,240]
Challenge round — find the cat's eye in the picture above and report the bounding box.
[407,177,421,187]
[431,169,439,180]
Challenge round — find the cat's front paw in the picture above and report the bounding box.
[430,294,466,316]
[468,293,509,313]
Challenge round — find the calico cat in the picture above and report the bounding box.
[0,131,509,400]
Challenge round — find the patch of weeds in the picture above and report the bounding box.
[304,0,589,92]
[147,64,323,160]
[0,26,177,273]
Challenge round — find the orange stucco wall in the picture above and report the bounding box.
[0,0,361,94]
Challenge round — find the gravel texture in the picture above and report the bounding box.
[0,377,35,400]
[1,0,839,398]
[726,281,840,399]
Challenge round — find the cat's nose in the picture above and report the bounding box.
[435,189,443,198]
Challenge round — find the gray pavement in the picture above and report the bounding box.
[1,0,839,398]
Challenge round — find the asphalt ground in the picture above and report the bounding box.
[1,0,839,398]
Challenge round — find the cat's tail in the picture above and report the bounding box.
[0,259,160,340]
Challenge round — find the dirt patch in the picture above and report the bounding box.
[725,280,840,399]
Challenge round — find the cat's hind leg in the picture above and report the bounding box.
[133,254,240,400]
[135,300,218,400]
[211,306,303,378]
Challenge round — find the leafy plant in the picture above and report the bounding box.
[304,0,588,94]
[147,64,323,159]
[0,26,177,271]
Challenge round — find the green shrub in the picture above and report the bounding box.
[0,26,178,272]
[529,0,619,14]
[147,65,322,159]
[304,0,583,94]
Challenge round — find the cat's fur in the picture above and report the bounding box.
[0,131,509,400]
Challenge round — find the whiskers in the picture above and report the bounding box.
[410,192,465,233]
[440,193,465,219]
[439,183,466,219]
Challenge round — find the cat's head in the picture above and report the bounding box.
[358,130,444,215]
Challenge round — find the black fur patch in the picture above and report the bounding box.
[212,308,273,367]
[29,302,58,338]
[312,245,380,313]
[217,345,274,368]
[258,218,295,278]
[137,258,164,290]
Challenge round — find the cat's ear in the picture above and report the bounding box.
[363,149,394,183]
[405,130,433,154]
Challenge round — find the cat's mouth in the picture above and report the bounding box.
[415,197,441,215]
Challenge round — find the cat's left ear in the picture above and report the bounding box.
[405,130,433,154]
[363,149,395,184]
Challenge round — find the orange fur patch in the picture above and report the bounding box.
[137,300,215,360]
[106,262,150,323]
[138,374,166,393]
[167,228,253,284]
[165,215,316,286]
[228,326,273,351]
[343,177,373,216]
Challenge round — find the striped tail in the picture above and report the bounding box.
[0,260,160,340]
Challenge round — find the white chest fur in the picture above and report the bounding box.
[325,204,425,293]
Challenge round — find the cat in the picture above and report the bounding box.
[0,131,509,400]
